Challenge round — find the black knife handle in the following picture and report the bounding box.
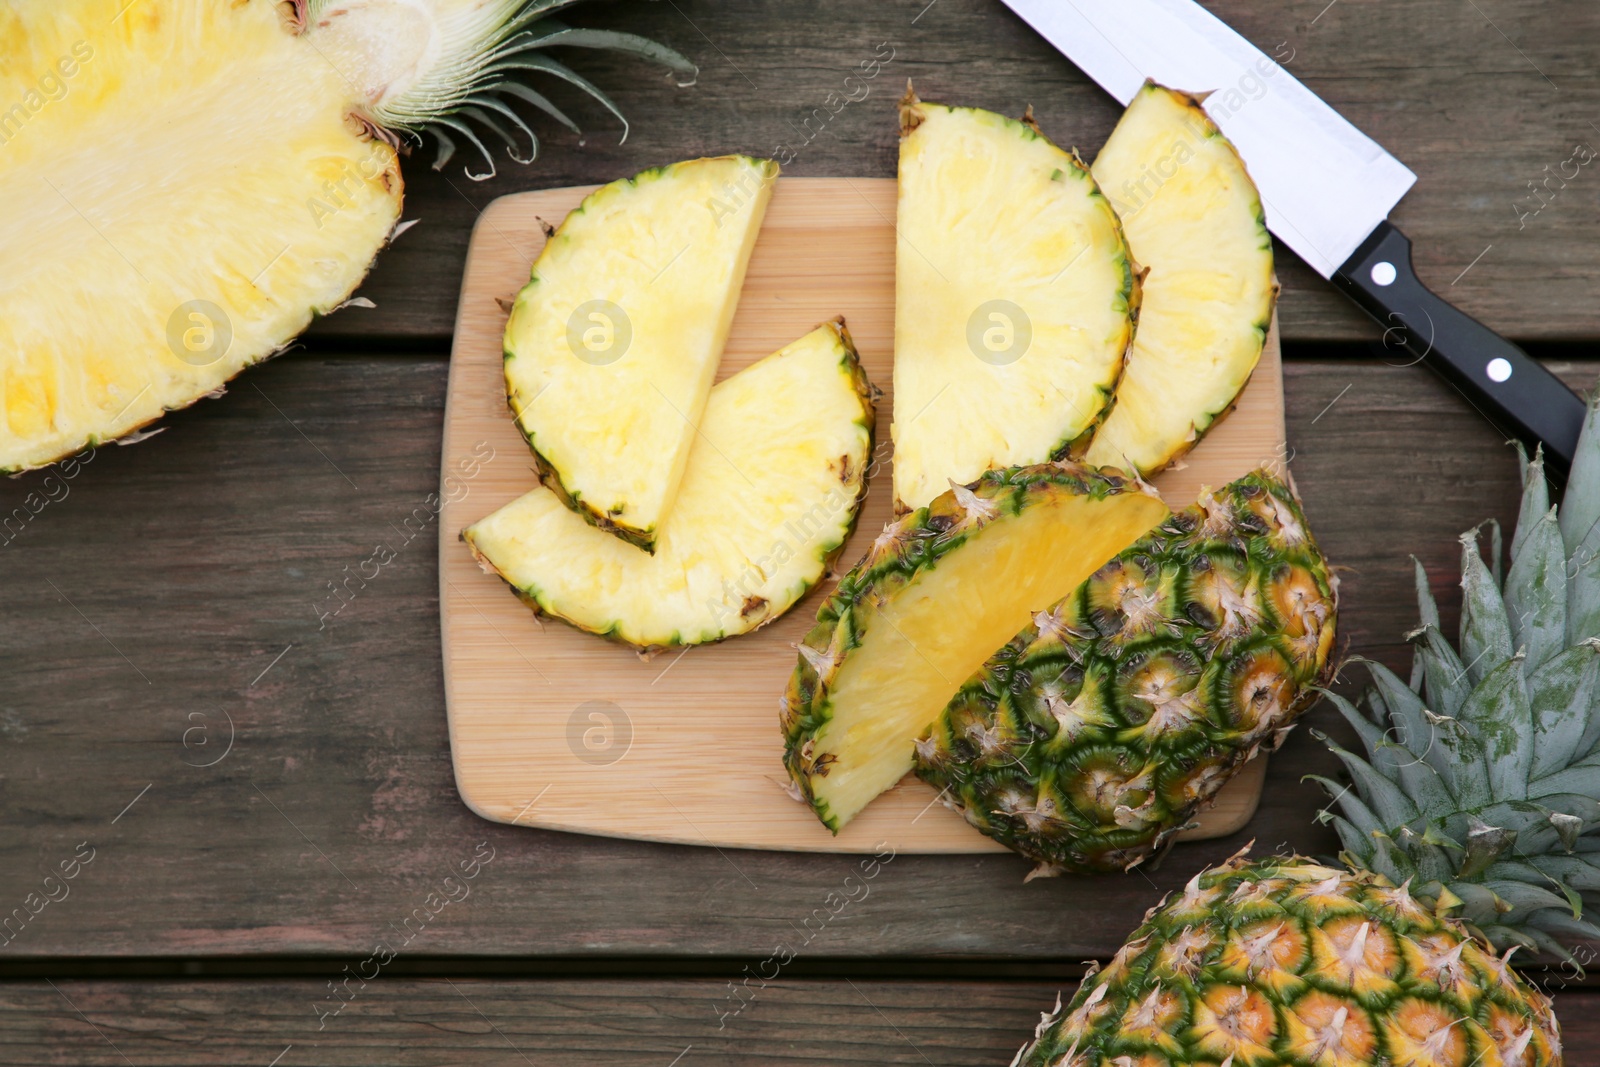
[1333,221,1585,472]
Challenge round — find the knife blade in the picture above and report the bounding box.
[1000,0,1586,470]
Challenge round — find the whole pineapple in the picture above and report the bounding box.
[917,471,1336,874]
[1010,405,1600,1067]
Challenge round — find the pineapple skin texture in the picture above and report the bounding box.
[916,471,1336,873]
[1014,857,1562,1067]
[783,463,1170,831]
[0,0,401,471]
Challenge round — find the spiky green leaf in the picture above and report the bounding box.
[1531,853,1600,891]
[1561,393,1600,556]
[1529,639,1600,776]
[1408,626,1471,722]
[1506,509,1567,670]
[1531,752,1600,802]
[1459,528,1514,687]
[1459,819,1516,879]
[1486,879,1575,917]
[1459,655,1532,801]
[1511,443,1549,559]
[1366,659,1456,783]
[1317,732,1419,828]
[1410,557,1440,690]
[1568,519,1600,651]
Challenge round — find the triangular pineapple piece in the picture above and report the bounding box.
[892,90,1135,513]
[503,156,778,551]
[1085,83,1276,476]
[467,321,875,649]
[783,463,1170,831]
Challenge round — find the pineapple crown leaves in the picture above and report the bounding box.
[300,0,696,180]
[1314,395,1600,963]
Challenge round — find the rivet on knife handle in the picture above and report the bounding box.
[1333,221,1586,472]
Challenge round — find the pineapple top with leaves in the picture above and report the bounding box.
[1319,426,1600,962]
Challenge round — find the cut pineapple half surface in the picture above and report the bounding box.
[0,0,693,473]
[0,0,401,471]
[1085,83,1276,476]
[467,321,875,649]
[782,464,1170,831]
[892,91,1135,513]
[504,156,778,551]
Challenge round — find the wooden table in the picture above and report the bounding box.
[5,0,1600,1061]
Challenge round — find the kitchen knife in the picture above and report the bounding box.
[999,0,1586,469]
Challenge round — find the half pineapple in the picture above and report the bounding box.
[467,321,875,649]
[503,156,778,550]
[783,463,1171,830]
[0,0,691,472]
[784,466,1334,841]
[892,88,1135,513]
[918,471,1335,874]
[1084,83,1276,476]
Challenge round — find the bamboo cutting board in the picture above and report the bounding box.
[439,177,1285,854]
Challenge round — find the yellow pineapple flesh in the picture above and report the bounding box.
[892,91,1135,513]
[502,156,777,550]
[467,321,875,649]
[1085,83,1276,476]
[0,0,400,470]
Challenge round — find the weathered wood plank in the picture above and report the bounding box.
[305,0,1600,345]
[0,355,1592,960]
[3,978,1600,1065]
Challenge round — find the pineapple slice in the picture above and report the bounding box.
[503,156,777,551]
[0,0,692,473]
[782,464,1170,831]
[1084,83,1276,476]
[892,90,1135,513]
[466,321,875,648]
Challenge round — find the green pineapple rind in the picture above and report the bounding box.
[1319,395,1600,964]
[914,470,1336,873]
[782,462,1152,831]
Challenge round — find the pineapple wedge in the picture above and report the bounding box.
[892,90,1135,513]
[467,321,875,648]
[504,156,777,551]
[783,464,1169,831]
[1084,83,1276,476]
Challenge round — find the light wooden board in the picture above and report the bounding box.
[439,177,1285,853]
